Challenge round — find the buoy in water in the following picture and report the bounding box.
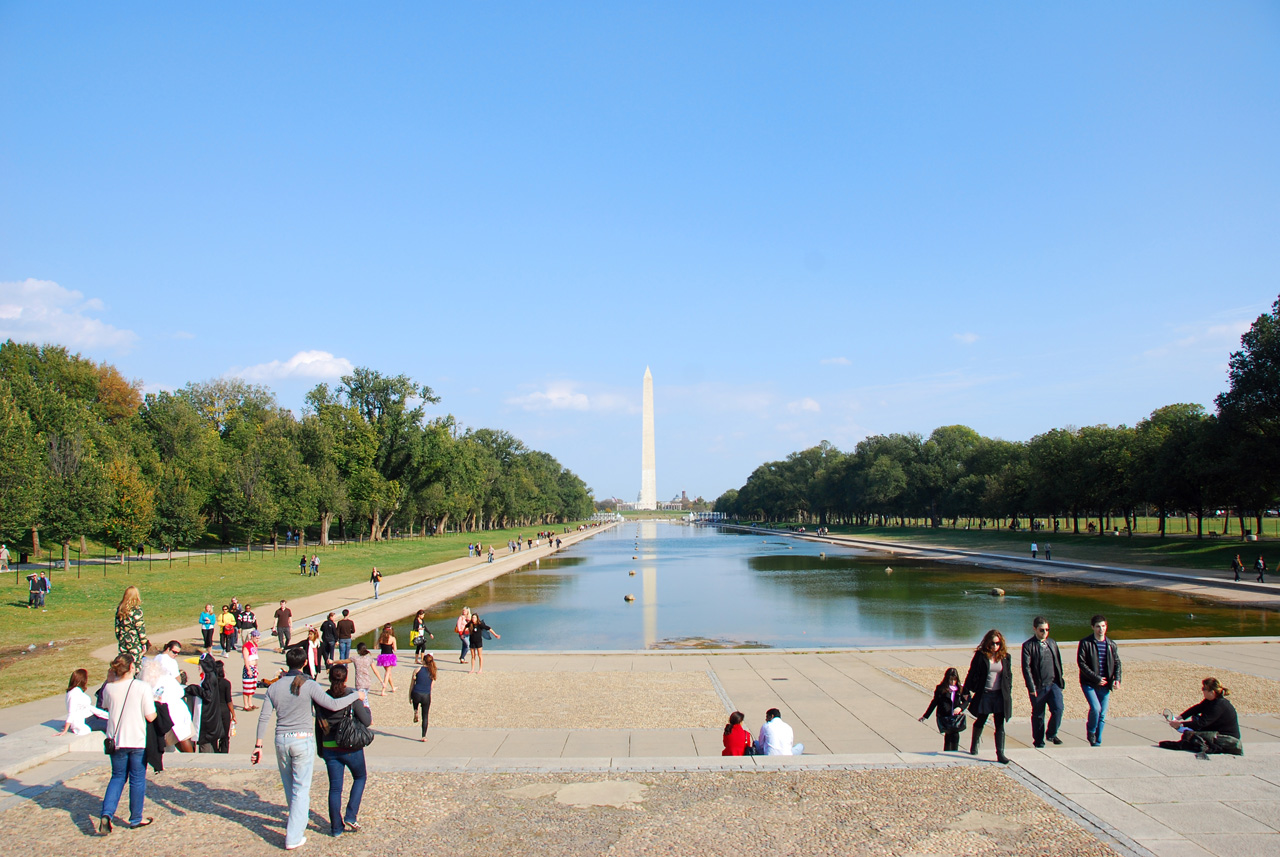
[624,594,636,602]
[632,555,638,560]
[628,570,636,576]
[990,588,1005,597]
[819,553,825,559]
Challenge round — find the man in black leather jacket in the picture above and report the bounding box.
[1021,616,1065,748]
[1077,614,1122,746]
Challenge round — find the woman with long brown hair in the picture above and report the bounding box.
[410,653,437,741]
[962,629,1012,764]
[59,668,108,736]
[115,585,148,662]
[375,624,397,695]
[315,663,371,836]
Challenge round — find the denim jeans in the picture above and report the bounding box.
[1082,684,1111,743]
[338,639,351,660]
[1031,685,1064,745]
[275,733,316,847]
[319,746,366,834]
[101,747,147,825]
[459,635,470,661]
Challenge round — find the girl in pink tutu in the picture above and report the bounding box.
[375,623,398,695]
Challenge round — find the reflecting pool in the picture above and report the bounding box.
[359,522,1276,651]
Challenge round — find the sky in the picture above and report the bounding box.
[2,3,1279,503]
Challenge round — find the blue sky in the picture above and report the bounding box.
[2,3,1278,502]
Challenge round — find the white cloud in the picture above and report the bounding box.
[507,380,636,413]
[0,278,137,350]
[787,397,821,414]
[1142,321,1251,360]
[507,381,591,411]
[820,356,851,365]
[232,350,355,382]
[953,332,980,345]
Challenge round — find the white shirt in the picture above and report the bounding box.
[758,717,796,756]
[152,673,194,742]
[156,652,181,680]
[64,687,108,735]
[102,678,157,749]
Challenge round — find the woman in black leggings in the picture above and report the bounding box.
[962,629,1013,764]
[410,654,436,741]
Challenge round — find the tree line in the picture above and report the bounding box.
[0,341,595,565]
[714,296,1280,538]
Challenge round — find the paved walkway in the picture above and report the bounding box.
[5,522,1279,856]
[3,642,1278,856]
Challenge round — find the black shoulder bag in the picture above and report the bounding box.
[103,679,134,755]
[334,701,375,750]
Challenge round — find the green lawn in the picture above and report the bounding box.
[756,522,1270,573]
[0,525,580,709]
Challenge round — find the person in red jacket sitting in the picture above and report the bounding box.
[722,711,752,756]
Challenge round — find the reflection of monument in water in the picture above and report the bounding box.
[640,520,658,647]
[639,367,657,510]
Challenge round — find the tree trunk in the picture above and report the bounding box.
[370,510,381,541]
[1239,507,1247,541]
[31,526,40,556]
[435,512,449,535]
[1256,513,1264,539]
[319,512,333,547]
[1196,506,1204,539]
[1158,505,1166,538]
[62,539,71,572]
[80,534,87,555]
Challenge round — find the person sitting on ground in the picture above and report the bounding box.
[722,711,753,756]
[755,707,804,756]
[1158,677,1243,757]
[59,668,109,736]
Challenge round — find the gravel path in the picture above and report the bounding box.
[892,658,1280,719]
[357,668,726,729]
[6,766,1119,856]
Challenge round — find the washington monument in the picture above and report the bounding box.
[639,366,657,510]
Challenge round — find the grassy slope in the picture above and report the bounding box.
[0,526,570,708]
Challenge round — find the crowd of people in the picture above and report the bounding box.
[65,542,1245,849]
[909,614,1241,763]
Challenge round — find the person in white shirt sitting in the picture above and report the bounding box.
[59,668,109,736]
[755,707,805,755]
[154,640,183,681]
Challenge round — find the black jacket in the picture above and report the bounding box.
[320,619,338,644]
[1076,636,1122,687]
[1020,636,1065,695]
[921,684,965,732]
[1180,696,1240,740]
[962,651,1013,722]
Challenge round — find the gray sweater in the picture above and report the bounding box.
[256,671,358,742]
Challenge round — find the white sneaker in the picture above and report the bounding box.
[285,837,307,850]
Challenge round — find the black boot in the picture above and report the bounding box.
[969,721,984,756]
[996,730,1010,764]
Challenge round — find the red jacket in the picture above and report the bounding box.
[722,723,751,756]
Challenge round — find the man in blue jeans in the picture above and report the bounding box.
[1077,614,1122,747]
[1021,616,1065,748]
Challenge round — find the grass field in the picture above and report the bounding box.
[754,521,1272,573]
[0,525,578,709]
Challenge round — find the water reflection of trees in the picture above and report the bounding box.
[742,555,1274,642]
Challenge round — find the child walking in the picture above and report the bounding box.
[919,667,967,752]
